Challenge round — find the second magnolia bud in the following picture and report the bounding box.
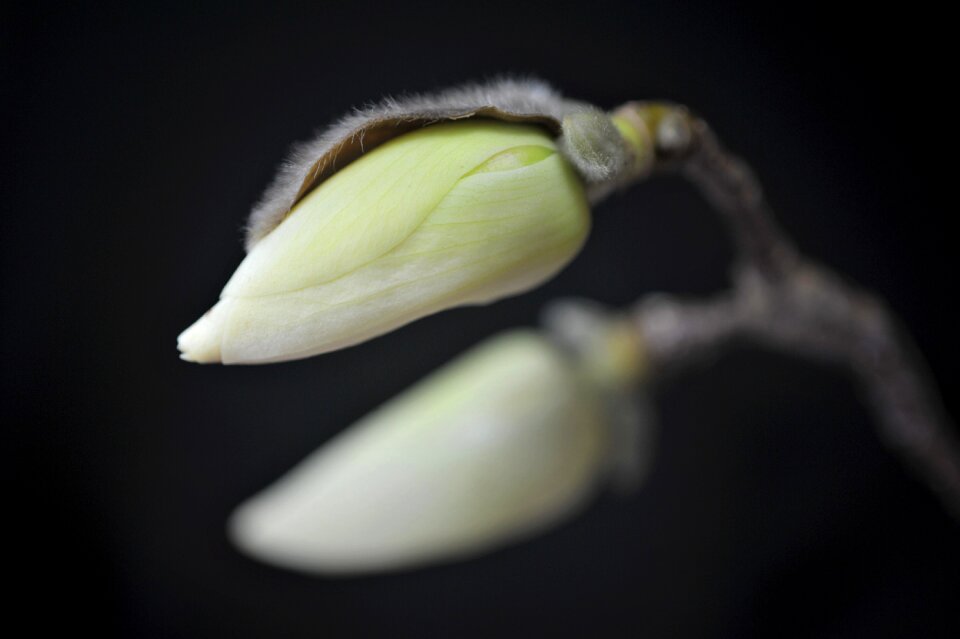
[229,330,615,574]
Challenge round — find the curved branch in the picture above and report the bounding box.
[615,104,960,519]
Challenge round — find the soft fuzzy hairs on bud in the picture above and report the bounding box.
[244,76,635,251]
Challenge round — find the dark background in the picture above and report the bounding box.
[4,1,957,636]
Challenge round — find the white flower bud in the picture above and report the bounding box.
[178,120,590,364]
[228,331,611,574]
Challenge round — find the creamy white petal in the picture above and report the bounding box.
[224,121,559,298]
[180,129,589,364]
[229,331,609,573]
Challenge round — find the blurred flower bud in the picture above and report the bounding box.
[229,330,615,574]
[542,298,656,492]
[178,120,590,363]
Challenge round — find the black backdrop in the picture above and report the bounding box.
[4,1,957,637]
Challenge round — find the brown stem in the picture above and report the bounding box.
[615,103,960,520]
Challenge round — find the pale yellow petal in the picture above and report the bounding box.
[223,121,558,298]
[214,152,588,363]
[228,331,608,573]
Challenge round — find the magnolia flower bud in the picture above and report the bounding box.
[229,330,615,574]
[178,120,590,364]
[177,76,654,364]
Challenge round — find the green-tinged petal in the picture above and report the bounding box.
[215,152,587,363]
[228,331,609,574]
[223,121,557,298]
[178,120,590,364]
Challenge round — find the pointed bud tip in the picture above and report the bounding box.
[227,503,297,570]
[226,501,274,560]
[228,494,379,574]
[177,303,227,363]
